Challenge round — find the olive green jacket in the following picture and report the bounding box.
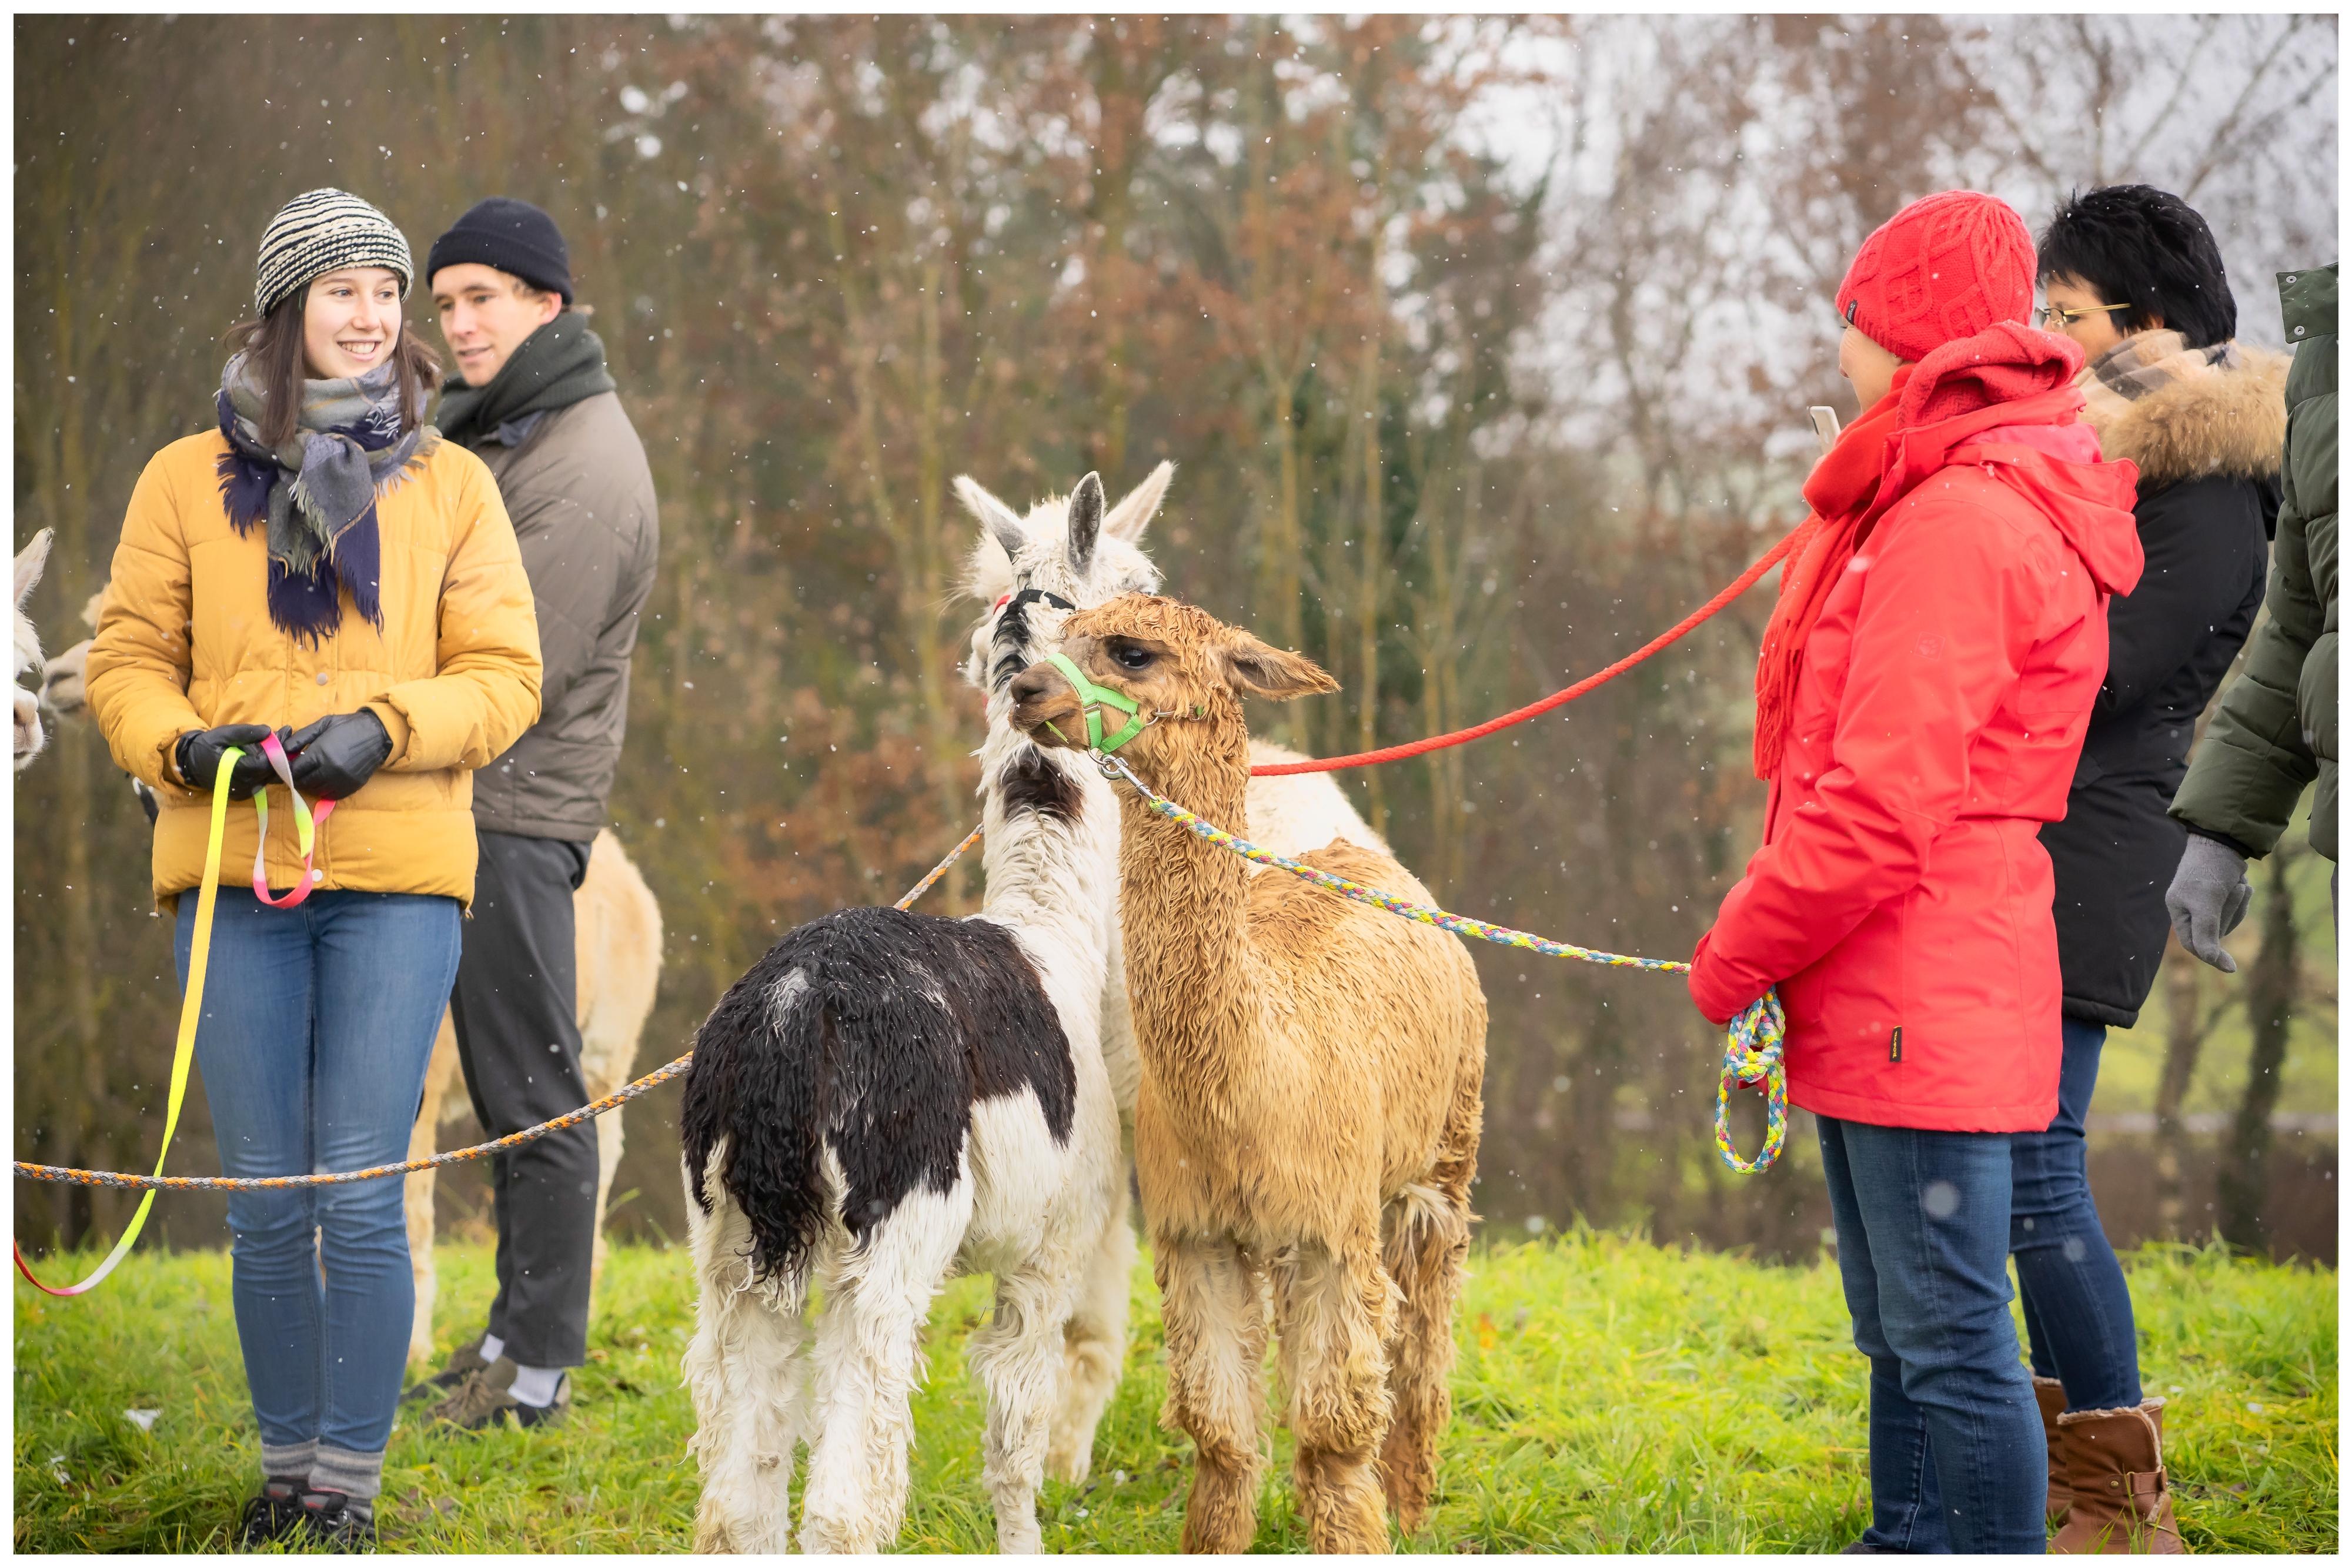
[2172,264,2338,861]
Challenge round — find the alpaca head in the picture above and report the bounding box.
[956,464,1173,702]
[13,528,54,773]
[1010,593,1336,787]
[37,589,104,718]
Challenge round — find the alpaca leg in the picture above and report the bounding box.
[971,1261,1084,1553]
[1155,1232,1271,1553]
[799,1181,973,1554]
[403,1012,460,1365]
[1380,1065,1479,1533]
[683,1158,810,1554]
[1377,1182,1471,1536]
[1047,1200,1135,1484]
[1271,1236,1398,1554]
[588,1102,624,1300]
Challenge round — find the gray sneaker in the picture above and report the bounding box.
[425,1357,573,1433]
[401,1329,491,1406]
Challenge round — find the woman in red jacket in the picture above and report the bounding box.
[1689,192,2143,1553]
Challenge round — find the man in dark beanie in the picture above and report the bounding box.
[409,197,659,1432]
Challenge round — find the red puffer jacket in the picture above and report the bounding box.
[1692,326,2143,1132]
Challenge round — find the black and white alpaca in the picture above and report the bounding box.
[680,480,1128,1554]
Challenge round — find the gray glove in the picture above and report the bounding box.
[2166,834,2252,973]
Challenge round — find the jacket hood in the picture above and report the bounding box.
[1899,320,2084,426]
[1873,322,2143,599]
[1977,443,2145,598]
[2080,343,2290,487]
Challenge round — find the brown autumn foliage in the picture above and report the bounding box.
[14,15,2336,1258]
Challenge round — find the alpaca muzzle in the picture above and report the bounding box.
[1010,651,1149,750]
[1008,661,1087,749]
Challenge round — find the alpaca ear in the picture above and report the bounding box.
[954,475,1030,565]
[1068,472,1105,574]
[14,529,53,610]
[1102,460,1174,543]
[1210,628,1338,702]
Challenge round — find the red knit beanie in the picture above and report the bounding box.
[1836,190,2036,363]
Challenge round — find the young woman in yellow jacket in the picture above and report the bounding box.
[84,189,542,1550]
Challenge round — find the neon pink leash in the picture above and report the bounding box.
[249,732,335,907]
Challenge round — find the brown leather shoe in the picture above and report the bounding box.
[2052,1399,2187,1553]
[2036,1376,2074,1529]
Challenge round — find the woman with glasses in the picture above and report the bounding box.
[2022,184,2284,1552]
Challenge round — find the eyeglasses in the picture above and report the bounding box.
[2036,302,2133,330]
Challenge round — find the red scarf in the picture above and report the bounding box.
[1750,377,1907,781]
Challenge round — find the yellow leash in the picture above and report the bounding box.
[15,748,240,1295]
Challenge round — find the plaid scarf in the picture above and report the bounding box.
[215,355,437,644]
[2079,329,2241,423]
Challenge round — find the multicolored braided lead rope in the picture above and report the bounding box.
[1091,751,1788,1174]
[12,825,984,1211]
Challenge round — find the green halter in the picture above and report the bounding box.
[1044,651,1154,752]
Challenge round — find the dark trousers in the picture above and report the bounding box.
[2010,1019,2141,1410]
[1819,1115,2047,1554]
[448,830,597,1370]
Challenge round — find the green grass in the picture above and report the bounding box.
[14,1233,2336,1552]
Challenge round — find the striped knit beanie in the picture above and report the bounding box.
[1836,190,2036,363]
[253,189,413,318]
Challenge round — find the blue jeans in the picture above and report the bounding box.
[2010,1019,2140,1410]
[175,888,460,1456]
[1819,1115,2047,1553]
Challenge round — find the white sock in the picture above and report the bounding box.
[509,1363,563,1408]
[478,1333,505,1365]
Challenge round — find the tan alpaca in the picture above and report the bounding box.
[1012,594,1486,1553]
[403,829,664,1362]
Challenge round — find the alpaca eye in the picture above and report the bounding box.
[1114,645,1151,671]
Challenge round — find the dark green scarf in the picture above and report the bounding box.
[435,313,616,451]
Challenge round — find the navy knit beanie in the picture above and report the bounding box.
[426,197,574,304]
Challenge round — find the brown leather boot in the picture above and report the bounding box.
[2053,1399,2187,1553]
[2035,1376,2074,1529]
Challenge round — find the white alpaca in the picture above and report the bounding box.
[403,828,664,1363]
[14,529,54,771]
[950,464,1391,1479]
[680,477,1130,1554]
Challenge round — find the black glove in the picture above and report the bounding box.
[173,724,276,800]
[282,709,393,801]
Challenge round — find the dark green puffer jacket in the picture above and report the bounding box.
[2173,264,2338,862]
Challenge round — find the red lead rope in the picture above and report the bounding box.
[1249,524,1805,775]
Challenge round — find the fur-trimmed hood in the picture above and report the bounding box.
[2081,342,2289,489]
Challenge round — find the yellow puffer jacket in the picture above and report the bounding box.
[86,432,542,910]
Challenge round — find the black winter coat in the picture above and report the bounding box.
[2042,343,2287,1027]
